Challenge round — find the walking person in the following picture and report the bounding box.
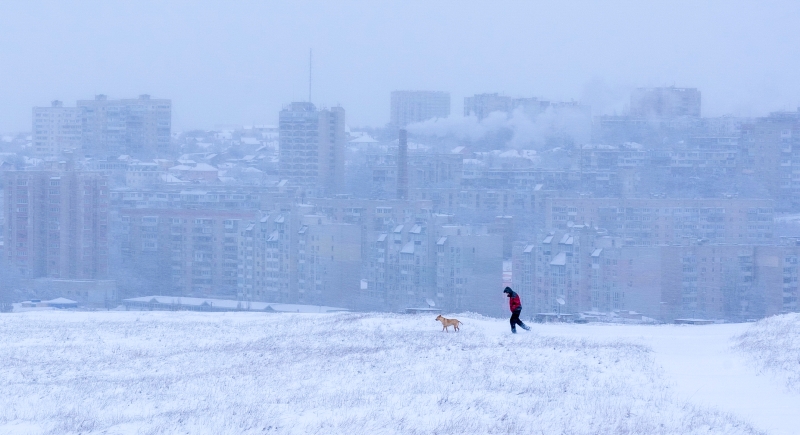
[503,287,530,333]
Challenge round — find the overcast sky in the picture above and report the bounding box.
[1,0,799,131]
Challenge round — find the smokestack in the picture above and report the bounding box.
[397,129,408,200]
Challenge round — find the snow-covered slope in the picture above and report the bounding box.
[0,312,767,434]
[735,313,800,393]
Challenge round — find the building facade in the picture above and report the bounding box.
[32,101,83,156]
[512,227,798,322]
[3,169,109,279]
[117,208,256,298]
[390,91,450,127]
[278,102,345,194]
[78,94,172,156]
[464,93,512,120]
[630,87,701,118]
[545,197,775,246]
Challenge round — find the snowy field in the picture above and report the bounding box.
[0,312,796,435]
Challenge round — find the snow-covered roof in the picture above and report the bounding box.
[401,242,415,254]
[542,235,553,244]
[160,174,187,183]
[349,134,378,144]
[591,248,603,257]
[47,298,77,304]
[550,252,567,266]
[190,163,218,172]
[169,164,193,171]
[524,244,534,253]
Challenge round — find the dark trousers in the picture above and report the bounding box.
[510,308,526,330]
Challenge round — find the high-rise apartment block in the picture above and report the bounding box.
[390,91,450,127]
[117,208,257,298]
[512,228,799,322]
[32,95,171,157]
[238,209,361,307]
[545,197,774,246]
[630,87,701,118]
[278,102,345,194]
[32,101,83,156]
[3,169,109,279]
[78,94,172,156]
[464,93,513,120]
[464,93,583,120]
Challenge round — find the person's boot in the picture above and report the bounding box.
[511,327,517,334]
[521,323,531,331]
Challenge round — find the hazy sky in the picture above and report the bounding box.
[2,1,800,131]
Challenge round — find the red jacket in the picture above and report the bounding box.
[508,293,521,312]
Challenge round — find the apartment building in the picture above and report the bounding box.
[109,185,297,211]
[237,205,362,307]
[32,101,83,156]
[118,208,256,297]
[3,169,109,279]
[278,102,345,194]
[512,227,798,322]
[463,93,583,120]
[464,93,513,120]
[295,215,361,307]
[78,94,172,156]
[365,151,463,199]
[390,91,450,127]
[545,197,774,245]
[741,111,800,209]
[435,225,504,316]
[630,87,701,118]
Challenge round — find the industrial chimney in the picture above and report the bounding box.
[397,129,408,200]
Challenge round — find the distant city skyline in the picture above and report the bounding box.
[2,1,800,131]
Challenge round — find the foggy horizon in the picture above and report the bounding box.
[3,1,800,131]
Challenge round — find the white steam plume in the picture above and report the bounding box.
[406,105,591,149]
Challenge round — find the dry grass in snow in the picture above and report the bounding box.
[0,311,765,435]
[734,313,800,394]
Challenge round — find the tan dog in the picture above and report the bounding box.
[435,314,463,332]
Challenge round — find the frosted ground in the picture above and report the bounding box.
[0,311,797,435]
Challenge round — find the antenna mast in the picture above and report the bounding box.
[308,48,312,103]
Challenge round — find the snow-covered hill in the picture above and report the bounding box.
[735,313,800,393]
[0,311,773,434]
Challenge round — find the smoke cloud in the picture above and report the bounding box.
[406,105,592,149]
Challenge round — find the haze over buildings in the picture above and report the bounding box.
[390,91,451,128]
[2,2,800,324]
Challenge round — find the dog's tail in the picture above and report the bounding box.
[458,320,464,325]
